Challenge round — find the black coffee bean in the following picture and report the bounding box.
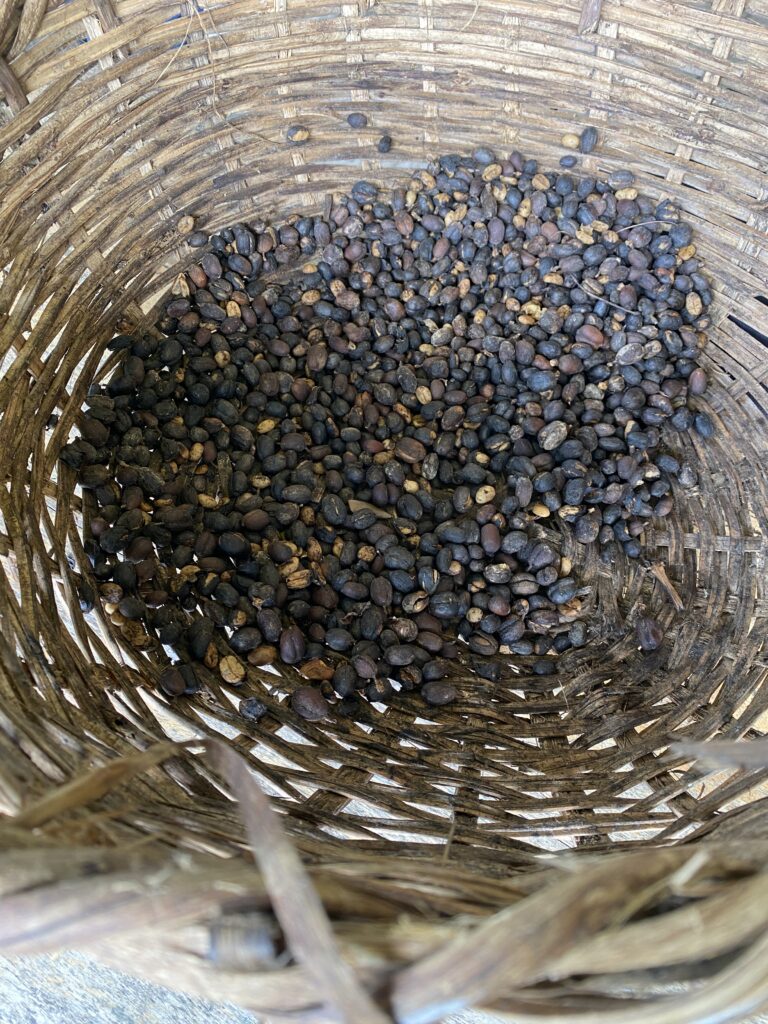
[230,627,262,653]
[240,697,268,722]
[280,626,306,664]
[159,666,186,696]
[220,531,249,557]
[333,663,359,696]
[370,577,394,606]
[325,628,354,652]
[385,644,417,666]
[693,411,714,438]
[360,606,385,639]
[636,616,663,651]
[430,593,460,619]
[421,681,457,705]
[118,596,146,619]
[292,686,328,720]
[579,126,598,153]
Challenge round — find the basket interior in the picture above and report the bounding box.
[1,0,768,871]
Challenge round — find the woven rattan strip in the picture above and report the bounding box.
[1,2,768,1022]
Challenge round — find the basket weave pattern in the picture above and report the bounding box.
[2,1,768,1021]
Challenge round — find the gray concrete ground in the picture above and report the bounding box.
[0,953,256,1024]
[0,953,503,1024]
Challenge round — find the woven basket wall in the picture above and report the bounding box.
[2,1,768,1022]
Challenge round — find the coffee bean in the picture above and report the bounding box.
[395,437,426,463]
[636,616,663,651]
[325,628,354,652]
[240,697,267,722]
[422,658,449,681]
[286,124,309,143]
[257,608,283,643]
[280,626,306,664]
[352,654,378,679]
[579,126,598,153]
[421,681,457,706]
[159,666,186,696]
[230,627,262,653]
[220,655,246,684]
[118,596,146,619]
[694,411,715,438]
[370,577,394,607]
[291,685,329,720]
[242,509,269,531]
[385,644,417,666]
[688,368,708,396]
[347,112,368,128]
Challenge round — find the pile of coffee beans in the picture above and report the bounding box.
[62,147,712,718]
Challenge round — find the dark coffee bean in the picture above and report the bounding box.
[347,112,368,128]
[385,644,417,666]
[240,697,268,722]
[422,658,450,681]
[430,593,460,619]
[394,437,426,463]
[118,596,146,619]
[693,411,714,438]
[242,509,270,531]
[220,531,249,557]
[333,663,359,696]
[636,616,663,651]
[230,627,262,653]
[257,608,283,643]
[280,626,306,664]
[467,633,498,655]
[422,681,457,705]
[370,577,393,607]
[688,368,708,395]
[360,606,385,639]
[352,654,378,679]
[548,578,577,604]
[292,686,328,720]
[325,628,354,652]
[159,666,186,696]
[579,126,598,153]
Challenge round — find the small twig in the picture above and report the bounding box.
[460,1,480,31]
[647,561,685,612]
[151,5,194,88]
[616,219,675,234]
[562,274,632,314]
[193,3,271,145]
[442,806,457,863]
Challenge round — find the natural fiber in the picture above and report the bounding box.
[1,1,768,1021]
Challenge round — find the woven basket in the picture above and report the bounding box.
[2,1,768,1021]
